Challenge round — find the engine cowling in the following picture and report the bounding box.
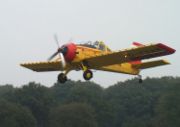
[61,43,77,62]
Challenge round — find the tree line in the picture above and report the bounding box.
[0,76,180,127]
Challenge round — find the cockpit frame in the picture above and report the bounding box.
[79,41,111,52]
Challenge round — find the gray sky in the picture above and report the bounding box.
[0,0,179,87]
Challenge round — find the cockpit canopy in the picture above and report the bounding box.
[79,41,111,51]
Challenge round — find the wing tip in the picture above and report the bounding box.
[157,43,176,54]
[20,63,26,67]
[162,59,171,64]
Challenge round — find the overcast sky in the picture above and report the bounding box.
[0,0,179,87]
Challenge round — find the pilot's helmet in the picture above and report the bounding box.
[94,41,99,46]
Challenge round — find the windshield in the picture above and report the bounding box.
[79,41,107,51]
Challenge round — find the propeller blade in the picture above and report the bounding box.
[59,53,66,69]
[48,34,61,61]
[54,34,60,48]
[47,51,58,61]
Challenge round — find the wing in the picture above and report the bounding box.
[95,64,140,75]
[132,59,170,69]
[20,61,64,72]
[83,43,175,68]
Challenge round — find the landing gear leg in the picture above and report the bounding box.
[81,63,93,81]
[138,75,143,83]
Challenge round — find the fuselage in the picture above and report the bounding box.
[55,41,140,75]
[73,44,140,75]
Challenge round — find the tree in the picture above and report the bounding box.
[0,85,15,101]
[66,82,103,104]
[14,82,54,127]
[104,80,155,127]
[50,80,75,104]
[49,103,98,127]
[152,83,180,127]
[0,99,37,127]
[51,81,113,127]
[0,76,180,127]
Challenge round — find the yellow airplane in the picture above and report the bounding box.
[20,40,176,83]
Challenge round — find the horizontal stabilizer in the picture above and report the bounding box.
[132,60,170,69]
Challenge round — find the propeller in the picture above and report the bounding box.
[59,52,66,69]
[47,51,59,61]
[47,34,66,69]
[54,34,60,48]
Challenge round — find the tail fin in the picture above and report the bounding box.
[132,42,144,47]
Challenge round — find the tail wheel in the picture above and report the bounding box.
[58,73,67,83]
[138,75,143,83]
[139,78,143,83]
[83,70,93,80]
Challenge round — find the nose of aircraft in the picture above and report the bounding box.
[62,43,77,62]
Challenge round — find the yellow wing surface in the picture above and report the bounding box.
[94,59,170,75]
[20,61,64,72]
[132,59,170,69]
[82,43,175,68]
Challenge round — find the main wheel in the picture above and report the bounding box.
[83,70,93,80]
[58,73,67,83]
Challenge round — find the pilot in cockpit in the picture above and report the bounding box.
[93,41,106,51]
